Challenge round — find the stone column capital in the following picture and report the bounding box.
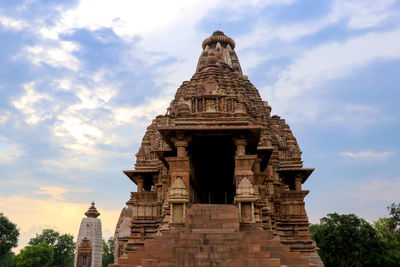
[175,140,189,157]
[234,138,247,156]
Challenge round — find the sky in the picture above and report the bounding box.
[0,0,400,252]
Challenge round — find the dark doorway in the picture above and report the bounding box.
[189,136,235,204]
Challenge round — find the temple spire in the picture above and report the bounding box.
[196,31,243,76]
[85,201,100,218]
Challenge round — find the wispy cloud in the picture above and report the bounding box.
[0,195,120,252]
[0,139,24,164]
[350,178,400,202]
[34,186,68,201]
[259,27,400,125]
[0,112,9,125]
[19,41,81,71]
[332,0,398,29]
[341,150,394,159]
[12,82,54,125]
[237,0,398,53]
[268,28,400,100]
[0,15,27,31]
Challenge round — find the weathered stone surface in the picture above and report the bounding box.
[75,202,102,267]
[111,31,324,267]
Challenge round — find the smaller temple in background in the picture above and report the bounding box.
[75,202,102,267]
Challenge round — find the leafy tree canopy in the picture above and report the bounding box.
[374,203,400,267]
[29,229,74,267]
[0,251,16,267]
[310,213,383,267]
[102,237,114,267]
[0,213,19,256]
[15,243,53,267]
[387,202,400,233]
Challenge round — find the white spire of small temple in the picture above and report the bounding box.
[74,202,102,267]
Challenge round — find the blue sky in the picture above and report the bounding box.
[0,0,399,251]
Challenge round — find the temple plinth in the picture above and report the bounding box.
[111,31,324,267]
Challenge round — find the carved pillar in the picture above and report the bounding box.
[277,169,313,241]
[234,138,258,223]
[136,175,144,192]
[234,178,258,223]
[175,140,188,158]
[165,137,190,227]
[295,175,302,191]
[235,139,247,156]
[167,178,189,225]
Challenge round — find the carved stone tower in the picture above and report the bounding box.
[75,202,102,267]
[111,31,324,267]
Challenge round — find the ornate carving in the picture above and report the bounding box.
[113,31,323,267]
[168,178,189,200]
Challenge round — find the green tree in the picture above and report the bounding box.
[374,203,400,267]
[310,213,383,267]
[0,251,16,267]
[0,213,19,256]
[102,237,114,267]
[15,243,53,267]
[29,229,75,267]
[387,202,400,233]
[0,213,19,267]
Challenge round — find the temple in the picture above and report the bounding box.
[111,31,324,267]
[75,202,102,267]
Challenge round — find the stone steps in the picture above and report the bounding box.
[111,204,314,267]
[155,258,281,267]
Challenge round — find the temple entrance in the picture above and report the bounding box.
[189,136,235,204]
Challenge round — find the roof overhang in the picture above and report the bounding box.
[158,125,262,152]
[123,169,160,184]
[277,168,314,184]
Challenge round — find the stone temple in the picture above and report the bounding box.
[111,31,324,267]
[75,202,102,267]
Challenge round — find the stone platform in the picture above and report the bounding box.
[111,204,316,267]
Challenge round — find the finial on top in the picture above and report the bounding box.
[196,31,242,76]
[212,30,224,36]
[202,30,235,49]
[85,201,100,218]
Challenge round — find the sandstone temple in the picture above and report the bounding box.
[75,202,102,267]
[111,31,324,267]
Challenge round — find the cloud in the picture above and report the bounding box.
[0,139,24,164]
[0,15,27,31]
[0,195,121,252]
[238,0,398,52]
[113,96,170,123]
[38,0,209,40]
[257,27,400,126]
[321,103,387,129]
[37,0,292,40]
[12,82,54,124]
[350,178,400,202]
[332,0,398,29]
[341,150,394,160]
[0,111,9,125]
[34,186,68,201]
[20,41,81,71]
[269,28,400,100]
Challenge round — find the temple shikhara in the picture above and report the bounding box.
[111,31,324,267]
[75,202,102,267]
